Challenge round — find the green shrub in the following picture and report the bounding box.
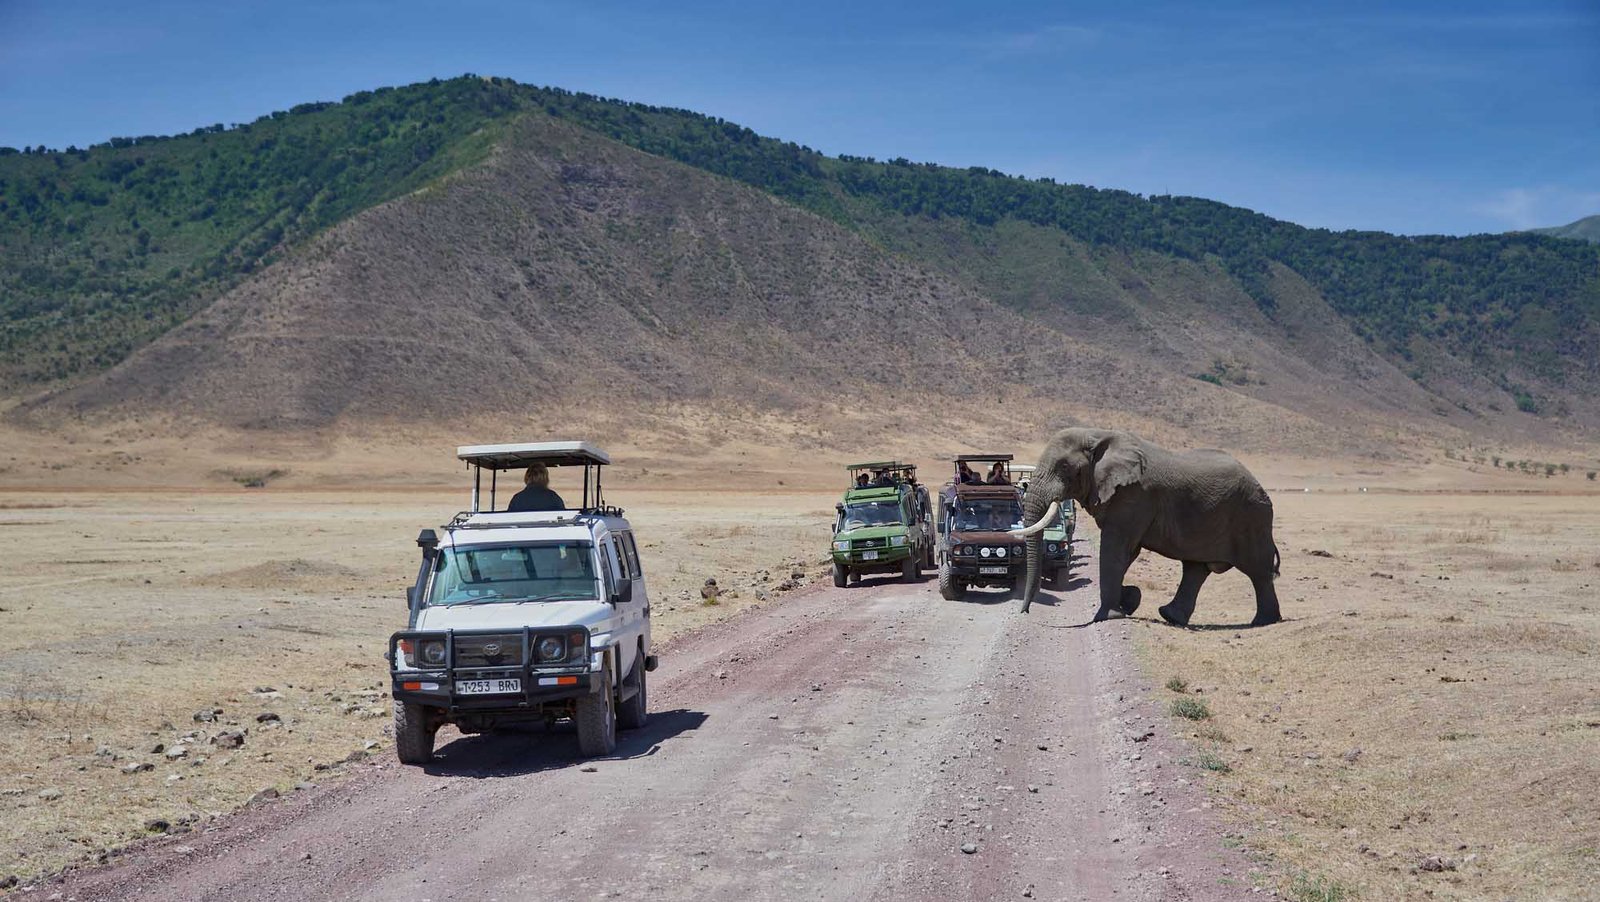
[1170,697,1210,720]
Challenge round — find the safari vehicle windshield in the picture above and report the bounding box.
[842,500,903,529]
[427,542,599,606]
[952,500,1023,532]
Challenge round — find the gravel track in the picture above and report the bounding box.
[22,540,1251,901]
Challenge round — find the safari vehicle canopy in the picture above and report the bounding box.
[456,441,612,514]
[831,460,933,587]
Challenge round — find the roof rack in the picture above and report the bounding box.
[455,440,612,513]
[445,508,626,532]
[954,453,1013,463]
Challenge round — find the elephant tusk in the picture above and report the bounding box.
[1009,501,1059,538]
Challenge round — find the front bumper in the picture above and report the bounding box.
[832,545,912,570]
[388,628,598,715]
[949,558,1022,583]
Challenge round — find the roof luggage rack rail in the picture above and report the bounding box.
[445,508,626,531]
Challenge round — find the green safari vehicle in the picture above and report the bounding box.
[831,462,934,587]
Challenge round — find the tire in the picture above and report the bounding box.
[832,561,848,588]
[617,652,648,731]
[575,664,617,756]
[394,701,435,765]
[938,559,964,601]
[901,555,918,582]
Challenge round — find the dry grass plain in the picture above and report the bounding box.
[1123,489,1600,900]
[1,463,1597,899]
[0,485,833,885]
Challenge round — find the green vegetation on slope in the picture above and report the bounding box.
[4,75,1598,402]
[0,78,513,383]
[1533,215,1600,244]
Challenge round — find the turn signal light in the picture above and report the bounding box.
[401,681,421,690]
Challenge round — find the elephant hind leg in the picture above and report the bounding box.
[1159,561,1210,626]
[1247,568,1282,626]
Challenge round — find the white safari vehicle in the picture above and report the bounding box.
[388,442,655,764]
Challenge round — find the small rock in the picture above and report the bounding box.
[713,669,728,680]
[122,762,154,774]
[362,740,379,750]
[1306,549,1333,558]
[251,686,277,694]
[249,787,280,805]
[1418,855,1457,872]
[293,782,316,791]
[768,713,779,720]
[0,876,16,890]
[164,747,188,760]
[144,818,170,833]
[1027,785,1039,793]
[579,765,598,773]
[37,788,63,801]
[192,709,219,723]
[211,729,246,749]
[149,742,165,754]
[961,842,978,854]
[1341,748,1363,763]
[255,712,281,724]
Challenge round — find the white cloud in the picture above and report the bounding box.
[1476,187,1600,231]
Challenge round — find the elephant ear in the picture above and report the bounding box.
[1090,433,1146,509]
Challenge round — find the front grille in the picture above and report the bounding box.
[853,537,887,549]
[454,634,524,668]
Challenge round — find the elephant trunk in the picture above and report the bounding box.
[1019,486,1053,614]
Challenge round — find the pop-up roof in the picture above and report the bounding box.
[456,441,611,470]
[954,453,1013,464]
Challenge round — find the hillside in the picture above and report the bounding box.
[4,76,1599,448]
[1533,214,1600,244]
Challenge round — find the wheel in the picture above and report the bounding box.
[575,665,617,756]
[901,555,918,582]
[394,701,436,765]
[617,652,648,731]
[938,559,964,601]
[832,561,848,588]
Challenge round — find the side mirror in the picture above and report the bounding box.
[611,577,633,606]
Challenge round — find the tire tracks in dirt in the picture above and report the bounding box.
[20,540,1252,901]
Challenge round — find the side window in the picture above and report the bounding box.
[611,536,630,578]
[622,532,642,577]
[598,543,616,594]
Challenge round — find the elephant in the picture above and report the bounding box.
[1012,427,1281,626]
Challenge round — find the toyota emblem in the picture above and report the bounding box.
[483,643,501,655]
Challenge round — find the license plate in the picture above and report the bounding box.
[979,566,1008,575]
[456,678,521,696]
[861,550,879,560]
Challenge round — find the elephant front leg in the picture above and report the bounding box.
[1094,540,1137,622]
[1158,561,1210,626]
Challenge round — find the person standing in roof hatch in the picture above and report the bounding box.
[507,463,566,512]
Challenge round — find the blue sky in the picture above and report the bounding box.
[1,0,1595,235]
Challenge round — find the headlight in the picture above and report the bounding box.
[888,535,907,547]
[833,540,849,552]
[979,547,992,558]
[535,636,566,663]
[420,640,447,667]
[995,547,1007,558]
[1047,543,1059,553]
[959,545,975,556]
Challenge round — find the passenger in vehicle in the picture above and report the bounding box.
[958,462,983,485]
[986,462,1010,485]
[873,470,894,487]
[507,463,566,512]
[855,472,872,489]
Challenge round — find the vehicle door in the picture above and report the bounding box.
[605,529,649,675]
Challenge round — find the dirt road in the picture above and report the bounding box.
[24,541,1249,902]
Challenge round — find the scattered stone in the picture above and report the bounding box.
[768,713,780,720]
[1036,744,1049,751]
[362,740,379,750]
[1027,785,1040,793]
[579,765,598,773]
[251,686,277,694]
[144,818,170,833]
[1371,571,1394,580]
[192,708,220,723]
[37,788,63,801]
[122,762,154,774]
[248,788,280,805]
[1341,748,1363,763]
[1306,549,1333,558]
[164,747,188,760]
[1418,855,1457,872]
[255,712,281,724]
[294,782,316,792]
[211,729,246,749]
[961,842,978,854]
[713,669,728,680]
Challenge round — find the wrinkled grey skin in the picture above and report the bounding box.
[1019,427,1281,626]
